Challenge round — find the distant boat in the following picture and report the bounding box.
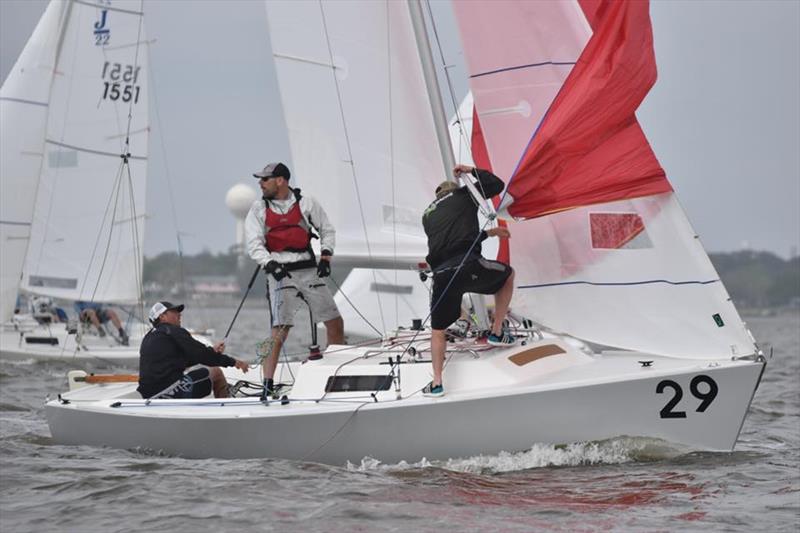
[46,0,765,464]
[0,0,150,365]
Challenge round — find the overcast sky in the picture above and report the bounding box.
[2,0,798,259]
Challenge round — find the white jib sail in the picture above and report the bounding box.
[0,1,68,323]
[21,0,149,305]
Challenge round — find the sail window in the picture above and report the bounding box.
[370,283,413,294]
[589,213,652,249]
[48,150,77,168]
[382,205,425,237]
[28,275,78,289]
[325,375,393,392]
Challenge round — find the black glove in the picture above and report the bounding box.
[317,258,331,278]
[264,260,290,281]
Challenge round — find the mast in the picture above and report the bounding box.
[407,0,455,180]
[407,0,492,330]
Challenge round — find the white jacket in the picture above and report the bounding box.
[244,190,336,266]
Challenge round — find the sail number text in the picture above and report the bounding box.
[656,375,718,419]
[101,62,141,104]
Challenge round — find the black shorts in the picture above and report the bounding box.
[430,258,512,330]
[155,368,212,399]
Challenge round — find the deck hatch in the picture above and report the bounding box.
[508,344,565,366]
[325,375,393,392]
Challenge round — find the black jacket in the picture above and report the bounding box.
[422,168,505,270]
[137,322,236,398]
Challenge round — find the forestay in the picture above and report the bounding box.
[0,1,66,322]
[264,0,445,268]
[20,0,149,304]
[453,0,755,358]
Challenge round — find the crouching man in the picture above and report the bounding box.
[137,301,249,399]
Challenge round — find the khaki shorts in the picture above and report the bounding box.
[267,267,341,327]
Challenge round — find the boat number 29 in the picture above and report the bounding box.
[656,375,718,419]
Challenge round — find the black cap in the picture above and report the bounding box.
[253,162,291,180]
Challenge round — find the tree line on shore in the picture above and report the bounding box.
[143,249,799,309]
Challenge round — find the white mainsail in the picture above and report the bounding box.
[264,0,445,268]
[19,0,149,305]
[0,1,67,323]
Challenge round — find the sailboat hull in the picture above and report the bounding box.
[45,342,764,464]
[0,323,142,366]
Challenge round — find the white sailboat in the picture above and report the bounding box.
[45,0,765,464]
[1,0,155,366]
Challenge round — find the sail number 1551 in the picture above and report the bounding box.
[656,375,718,419]
[100,61,141,104]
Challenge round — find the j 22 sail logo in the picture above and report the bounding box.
[93,2,112,46]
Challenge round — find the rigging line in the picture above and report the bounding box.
[387,2,399,326]
[304,336,481,457]
[425,0,463,141]
[75,162,124,302]
[301,400,370,462]
[519,279,721,289]
[94,11,139,169]
[31,0,84,274]
[84,0,146,161]
[424,1,493,215]
[319,351,378,402]
[491,60,585,214]
[124,160,146,321]
[329,275,384,337]
[384,214,495,363]
[121,0,145,151]
[146,37,187,301]
[64,2,146,312]
[88,164,126,304]
[471,61,576,79]
[276,335,384,360]
[317,0,386,332]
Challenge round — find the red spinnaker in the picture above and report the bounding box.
[506,0,671,219]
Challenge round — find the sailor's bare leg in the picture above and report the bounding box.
[492,269,515,335]
[324,316,344,345]
[264,325,290,380]
[105,309,123,330]
[82,309,101,328]
[430,328,446,386]
[210,367,229,398]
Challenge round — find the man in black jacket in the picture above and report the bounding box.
[138,301,249,399]
[421,165,516,397]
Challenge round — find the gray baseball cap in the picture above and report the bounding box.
[253,162,290,180]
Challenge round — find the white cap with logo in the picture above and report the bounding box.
[147,301,185,324]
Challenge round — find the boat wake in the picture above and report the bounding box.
[349,437,689,474]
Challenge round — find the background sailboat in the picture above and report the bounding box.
[0,0,149,364]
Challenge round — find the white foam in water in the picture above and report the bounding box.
[348,437,685,473]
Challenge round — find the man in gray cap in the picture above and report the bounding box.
[244,162,344,401]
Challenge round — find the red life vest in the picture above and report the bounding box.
[264,199,312,253]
